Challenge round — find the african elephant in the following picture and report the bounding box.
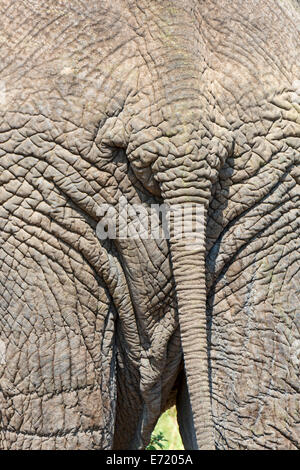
[0,0,299,450]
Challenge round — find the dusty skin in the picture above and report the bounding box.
[0,0,299,450]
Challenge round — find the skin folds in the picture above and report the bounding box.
[0,0,299,449]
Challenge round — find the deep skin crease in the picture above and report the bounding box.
[0,0,299,450]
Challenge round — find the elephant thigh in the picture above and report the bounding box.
[0,236,116,449]
[210,225,300,450]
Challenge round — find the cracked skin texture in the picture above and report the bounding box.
[0,0,299,449]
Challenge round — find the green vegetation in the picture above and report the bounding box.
[146,406,184,450]
[146,432,167,450]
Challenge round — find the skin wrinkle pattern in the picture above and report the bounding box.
[0,0,299,450]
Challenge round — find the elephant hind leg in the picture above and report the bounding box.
[0,225,117,449]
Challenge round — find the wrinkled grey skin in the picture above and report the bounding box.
[0,0,299,450]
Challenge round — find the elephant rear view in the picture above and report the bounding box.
[0,0,299,450]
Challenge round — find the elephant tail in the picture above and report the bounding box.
[167,202,214,450]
